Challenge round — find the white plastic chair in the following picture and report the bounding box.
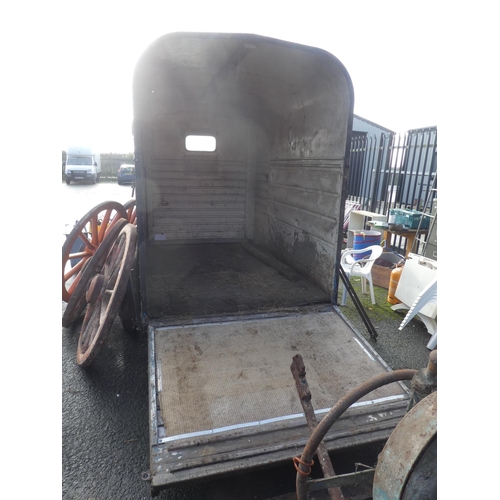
[341,245,384,306]
[398,277,437,350]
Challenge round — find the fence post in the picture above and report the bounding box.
[369,134,385,213]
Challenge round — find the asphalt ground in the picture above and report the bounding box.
[59,181,436,499]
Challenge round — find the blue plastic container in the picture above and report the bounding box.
[353,230,381,260]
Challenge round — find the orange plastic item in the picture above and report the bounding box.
[387,265,403,305]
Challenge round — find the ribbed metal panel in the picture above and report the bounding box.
[148,159,247,240]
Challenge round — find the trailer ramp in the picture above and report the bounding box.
[149,309,409,491]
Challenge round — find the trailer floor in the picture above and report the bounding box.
[147,242,410,490]
[145,242,330,319]
[155,310,406,439]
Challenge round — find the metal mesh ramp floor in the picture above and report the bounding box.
[155,311,406,440]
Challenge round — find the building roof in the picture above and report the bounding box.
[407,125,437,133]
[353,114,395,134]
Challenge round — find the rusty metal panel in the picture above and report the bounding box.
[373,391,437,500]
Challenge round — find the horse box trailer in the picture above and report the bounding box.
[129,32,412,495]
[64,145,101,184]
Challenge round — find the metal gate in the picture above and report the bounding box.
[347,126,437,255]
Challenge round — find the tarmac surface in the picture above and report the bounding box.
[61,181,435,500]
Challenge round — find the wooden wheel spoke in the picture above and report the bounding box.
[89,214,100,246]
[104,245,125,281]
[123,199,137,225]
[76,232,96,252]
[127,207,136,223]
[105,214,117,231]
[104,267,120,291]
[79,302,101,351]
[67,249,92,262]
[101,261,120,298]
[98,209,115,243]
[64,255,89,281]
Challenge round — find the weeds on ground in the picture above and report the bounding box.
[339,278,405,324]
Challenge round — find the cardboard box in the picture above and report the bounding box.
[372,264,393,289]
[371,252,405,289]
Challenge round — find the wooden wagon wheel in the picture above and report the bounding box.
[119,273,140,334]
[62,218,128,328]
[116,201,138,332]
[123,199,137,225]
[76,223,138,367]
[62,201,127,303]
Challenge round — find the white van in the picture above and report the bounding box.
[63,146,101,184]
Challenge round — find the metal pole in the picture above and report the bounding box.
[338,265,378,340]
[291,354,345,500]
[369,133,386,213]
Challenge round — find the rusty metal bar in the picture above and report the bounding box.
[295,369,418,500]
[291,354,345,500]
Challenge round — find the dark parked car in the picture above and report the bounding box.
[117,164,135,185]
